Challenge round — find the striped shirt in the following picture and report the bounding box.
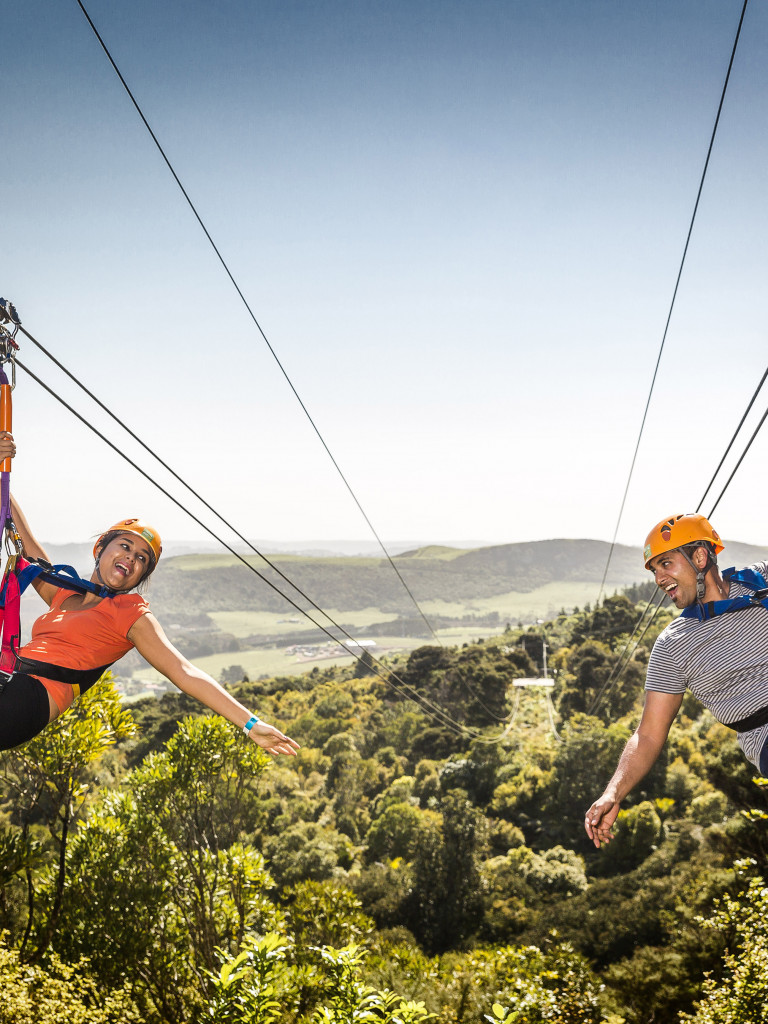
[645,561,768,770]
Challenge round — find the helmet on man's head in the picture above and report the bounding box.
[93,518,163,566]
[643,513,723,570]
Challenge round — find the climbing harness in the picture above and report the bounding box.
[680,565,768,732]
[0,299,115,691]
[680,566,768,622]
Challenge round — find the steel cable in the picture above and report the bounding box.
[595,0,751,607]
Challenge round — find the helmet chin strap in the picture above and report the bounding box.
[94,556,118,596]
[680,545,714,605]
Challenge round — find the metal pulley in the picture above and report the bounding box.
[0,298,20,390]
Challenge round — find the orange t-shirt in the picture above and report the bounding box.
[18,590,150,713]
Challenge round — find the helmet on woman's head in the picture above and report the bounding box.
[94,518,163,566]
[643,513,723,570]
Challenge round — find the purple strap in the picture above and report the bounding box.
[0,368,9,530]
[0,473,8,530]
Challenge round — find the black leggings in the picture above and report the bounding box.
[0,673,51,750]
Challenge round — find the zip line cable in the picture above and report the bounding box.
[586,591,665,717]
[595,0,751,608]
[72,0,440,647]
[589,364,768,718]
[705,399,768,520]
[698,364,768,514]
[444,664,515,723]
[17,321,503,724]
[16,357,507,741]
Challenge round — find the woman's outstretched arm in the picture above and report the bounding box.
[128,612,300,757]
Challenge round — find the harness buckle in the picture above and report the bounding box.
[748,589,768,606]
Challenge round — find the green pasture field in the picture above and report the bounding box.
[397,545,469,560]
[130,634,431,689]
[208,607,401,638]
[169,553,382,571]
[414,581,600,623]
[207,582,600,641]
[128,625,509,697]
[123,580,599,697]
[167,546,473,572]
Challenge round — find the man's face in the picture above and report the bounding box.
[647,548,698,608]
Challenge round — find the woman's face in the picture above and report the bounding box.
[97,533,154,590]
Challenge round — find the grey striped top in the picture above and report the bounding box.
[645,561,768,771]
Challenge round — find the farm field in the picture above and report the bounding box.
[118,578,606,699]
[207,606,402,638]
[130,635,419,689]
[205,582,602,640]
[127,623,511,695]
[419,581,603,622]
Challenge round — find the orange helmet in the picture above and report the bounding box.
[643,513,723,569]
[94,518,163,565]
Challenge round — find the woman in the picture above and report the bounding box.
[0,432,299,757]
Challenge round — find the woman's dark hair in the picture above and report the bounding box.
[95,530,158,592]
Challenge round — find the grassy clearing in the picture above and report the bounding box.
[131,634,429,686]
[420,581,601,623]
[207,584,599,641]
[129,625,509,696]
[434,625,507,645]
[124,580,597,697]
[169,553,381,571]
[208,607,401,638]
[397,545,469,560]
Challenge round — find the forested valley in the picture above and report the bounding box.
[1,591,767,1023]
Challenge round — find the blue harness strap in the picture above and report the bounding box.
[14,560,114,600]
[681,566,768,622]
[678,565,768,732]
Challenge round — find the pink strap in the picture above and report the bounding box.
[0,563,22,674]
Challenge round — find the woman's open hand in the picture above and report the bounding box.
[248,720,300,757]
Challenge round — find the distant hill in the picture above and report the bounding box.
[138,536,768,620]
[21,535,766,686]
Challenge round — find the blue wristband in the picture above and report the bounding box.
[243,714,260,735]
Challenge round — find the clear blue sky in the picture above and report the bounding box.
[5,0,768,555]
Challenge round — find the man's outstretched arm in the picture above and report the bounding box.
[585,690,682,848]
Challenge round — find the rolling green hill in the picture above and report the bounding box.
[148,536,767,620]
[42,536,763,691]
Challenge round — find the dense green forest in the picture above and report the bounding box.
[1,592,767,1022]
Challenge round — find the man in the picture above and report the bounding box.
[585,513,768,849]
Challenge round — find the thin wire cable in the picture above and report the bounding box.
[544,690,563,743]
[72,0,440,646]
[706,401,768,519]
[586,592,665,717]
[697,364,768,512]
[589,370,768,717]
[445,663,516,723]
[595,0,750,607]
[16,357,508,740]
